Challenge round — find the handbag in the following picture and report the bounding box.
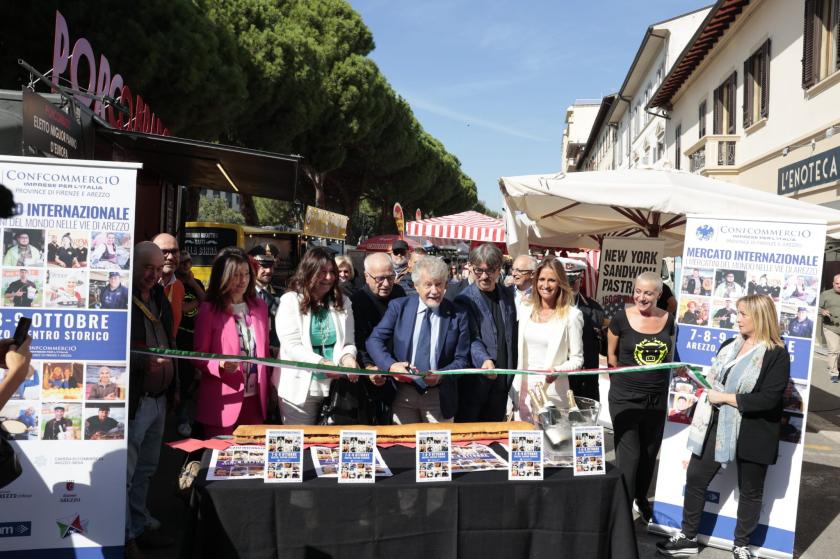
[0,437,22,489]
[317,378,378,425]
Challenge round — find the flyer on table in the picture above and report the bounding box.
[264,429,304,483]
[573,426,606,476]
[0,155,140,556]
[508,430,543,481]
[310,446,392,478]
[416,430,451,482]
[338,430,376,483]
[652,215,824,559]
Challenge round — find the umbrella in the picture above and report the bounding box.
[500,168,840,256]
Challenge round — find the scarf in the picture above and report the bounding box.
[687,336,765,464]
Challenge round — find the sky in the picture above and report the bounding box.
[350,0,712,213]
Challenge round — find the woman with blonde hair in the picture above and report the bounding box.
[510,257,583,422]
[607,271,675,522]
[657,295,790,558]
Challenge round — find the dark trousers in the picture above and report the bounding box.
[682,416,768,547]
[455,375,509,422]
[610,390,666,504]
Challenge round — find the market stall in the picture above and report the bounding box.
[406,210,506,246]
[356,234,421,252]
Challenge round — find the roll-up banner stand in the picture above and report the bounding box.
[0,155,139,557]
[651,215,824,559]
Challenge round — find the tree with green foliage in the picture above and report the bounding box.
[198,196,245,224]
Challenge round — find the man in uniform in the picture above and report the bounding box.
[249,246,281,351]
[568,262,605,401]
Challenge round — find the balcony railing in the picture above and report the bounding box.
[684,135,739,174]
[689,146,706,173]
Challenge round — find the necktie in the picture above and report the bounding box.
[414,309,432,372]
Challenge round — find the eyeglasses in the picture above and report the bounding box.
[366,272,396,284]
[257,261,273,268]
[512,268,533,275]
[392,249,406,256]
[473,267,500,277]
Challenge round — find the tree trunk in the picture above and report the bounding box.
[302,164,327,208]
[240,193,259,225]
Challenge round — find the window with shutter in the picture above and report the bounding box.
[743,58,754,128]
[698,100,707,138]
[727,72,737,134]
[760,40,771,118]
[803,0,817,88]
[713,85,723,135]
[675,125,682,170]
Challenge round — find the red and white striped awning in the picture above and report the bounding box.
[406,211,505,243]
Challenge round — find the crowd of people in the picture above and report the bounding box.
[0,228,799,559]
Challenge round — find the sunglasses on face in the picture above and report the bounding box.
[392,249,406,256]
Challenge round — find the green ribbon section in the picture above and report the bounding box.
[131,347,700,379]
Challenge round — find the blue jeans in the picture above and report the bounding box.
[126,395,166,540]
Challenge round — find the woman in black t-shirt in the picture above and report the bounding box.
[607,271,674,522]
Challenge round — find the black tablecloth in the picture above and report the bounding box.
[185,445,638,559]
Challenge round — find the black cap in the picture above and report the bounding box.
[54,405,65,411]
[797,306,808,312]
[392,239,409,251]
[108,271,121,278]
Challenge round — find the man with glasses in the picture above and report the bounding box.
[152,233,185,337]
[350,252,407,422]
[455,244,517,422]
[511,254,537,317]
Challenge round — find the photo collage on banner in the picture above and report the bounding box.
[0,156,139,556]
[651,216,824,559]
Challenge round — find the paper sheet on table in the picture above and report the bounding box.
[310,445,392,478]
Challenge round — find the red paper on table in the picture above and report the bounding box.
[203,438,238,450]
[166,439,207,453]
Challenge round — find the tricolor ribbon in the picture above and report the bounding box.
[131,347,701,379]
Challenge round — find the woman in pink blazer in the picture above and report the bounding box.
[194,247,270,437]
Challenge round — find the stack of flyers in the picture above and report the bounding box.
[508,431,543,481]
[416,430,451,482]
[207,445,265,480]
[264,429,304,483]
[572,426,606,476]
[451,443,508,473]
[338,430,376,483]
[310,446,392,478]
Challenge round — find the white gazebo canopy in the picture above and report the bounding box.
[500,168,840,257]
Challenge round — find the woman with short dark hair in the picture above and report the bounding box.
[194,247,270,436]
[273,247,358,424]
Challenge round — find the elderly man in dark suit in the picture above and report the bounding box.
[454,243,517,422]
[367,256,470,423]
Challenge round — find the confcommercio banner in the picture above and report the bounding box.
[0,155,139,557]
[651,215,824,559]
[595,237,665,320]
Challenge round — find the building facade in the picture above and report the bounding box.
[578,6,711,171]
[561,99,600,172]
[649,0,840,210]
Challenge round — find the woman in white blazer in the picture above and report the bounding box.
[272,247,358,424]
[510,257,584,423]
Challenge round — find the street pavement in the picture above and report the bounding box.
[146,350,840,558]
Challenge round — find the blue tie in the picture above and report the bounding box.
[415,309,432,372]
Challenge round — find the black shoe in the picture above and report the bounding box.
[633,498,653,523]
[656,532,699,556]
[731,545,751,559]
[135,528,175,550]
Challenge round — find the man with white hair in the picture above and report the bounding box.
[511,254,537,317]
[351,252,406,422]
[367,256,470,423]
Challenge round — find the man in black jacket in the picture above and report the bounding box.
[126,242,177,557]
[351,252,405,423]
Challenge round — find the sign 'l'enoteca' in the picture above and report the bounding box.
[50,10,169,136]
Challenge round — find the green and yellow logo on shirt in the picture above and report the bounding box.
[633,338,669,365]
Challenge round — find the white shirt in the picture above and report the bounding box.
[410,300,440,370]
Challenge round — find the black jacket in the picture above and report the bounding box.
[718,338,790,465]
[129,284,178,419]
